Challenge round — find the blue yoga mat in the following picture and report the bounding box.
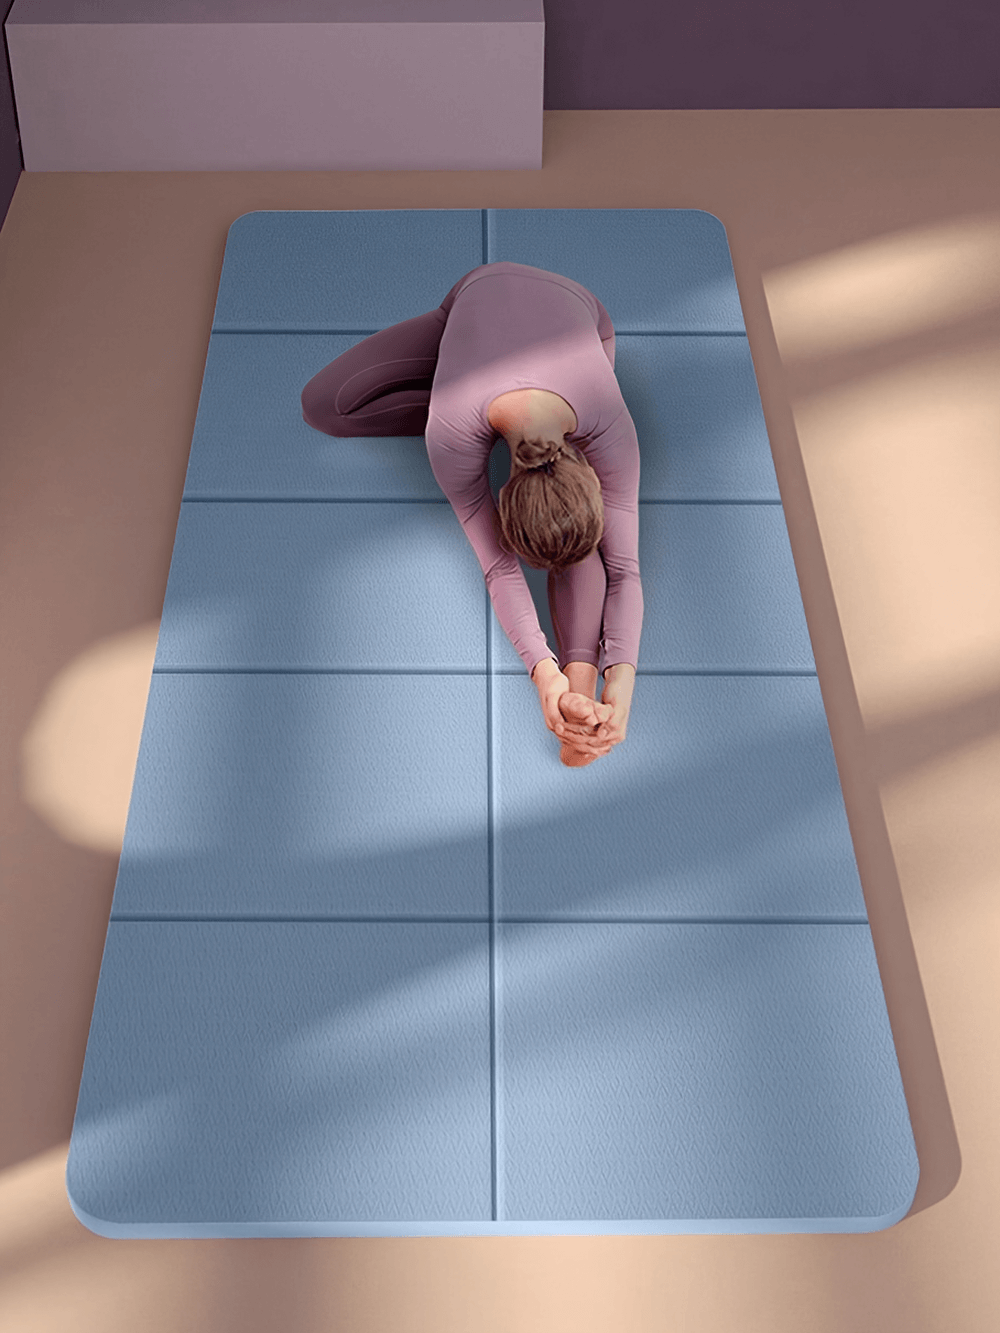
[66,209,918,1237]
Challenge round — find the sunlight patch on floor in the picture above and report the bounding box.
[19,624,160,853]
[763,214,1000,361]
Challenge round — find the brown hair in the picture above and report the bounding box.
[496,436,604,573]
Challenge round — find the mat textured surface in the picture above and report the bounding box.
[66,208,919,1237]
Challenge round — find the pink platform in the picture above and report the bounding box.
[5,0,544,171]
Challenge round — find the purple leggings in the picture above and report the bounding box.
[300,303,451,438]
[299,292,609,674]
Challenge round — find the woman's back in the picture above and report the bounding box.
[424,262,643,681]
[428,262,622,453]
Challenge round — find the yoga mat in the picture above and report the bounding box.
[66,209,919,1237]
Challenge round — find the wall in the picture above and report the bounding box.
[1,0,998,234]
[543,0,1000,111]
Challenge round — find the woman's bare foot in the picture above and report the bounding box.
[560,741,598,767]
[552,664,612,767]
[557,691,613,766]
[558,690,603,729]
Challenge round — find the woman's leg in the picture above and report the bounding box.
[301,305,449,438]
[548,550,613,763]
[557,660,613,766]
[563,661,599,698]
[547,547,607,673]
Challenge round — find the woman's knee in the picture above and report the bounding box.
[301,389,352,437]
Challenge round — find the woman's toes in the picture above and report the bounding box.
[558,691,596,725]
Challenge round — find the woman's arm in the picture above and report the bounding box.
[552,396,640,756]
[534,658,613,754]
[425,432,556,676]
[587,411,643,679]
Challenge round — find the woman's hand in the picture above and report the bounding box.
[534,659,610,749]
[557,696,615,760]
[556,663,635,758]
[532,658,632,763]
[599,663,635,747]
[532,658,574,737]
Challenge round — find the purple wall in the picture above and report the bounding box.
[544,0,1000,110]
[1,0,999,234]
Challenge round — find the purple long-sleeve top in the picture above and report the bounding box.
[426,262,643,678]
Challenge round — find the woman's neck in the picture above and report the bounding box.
[488,388,577,440]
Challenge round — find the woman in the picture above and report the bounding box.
[301,261,643,767]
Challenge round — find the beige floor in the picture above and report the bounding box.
[0,109,998,1332]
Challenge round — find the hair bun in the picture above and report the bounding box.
[516,439,563,472]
